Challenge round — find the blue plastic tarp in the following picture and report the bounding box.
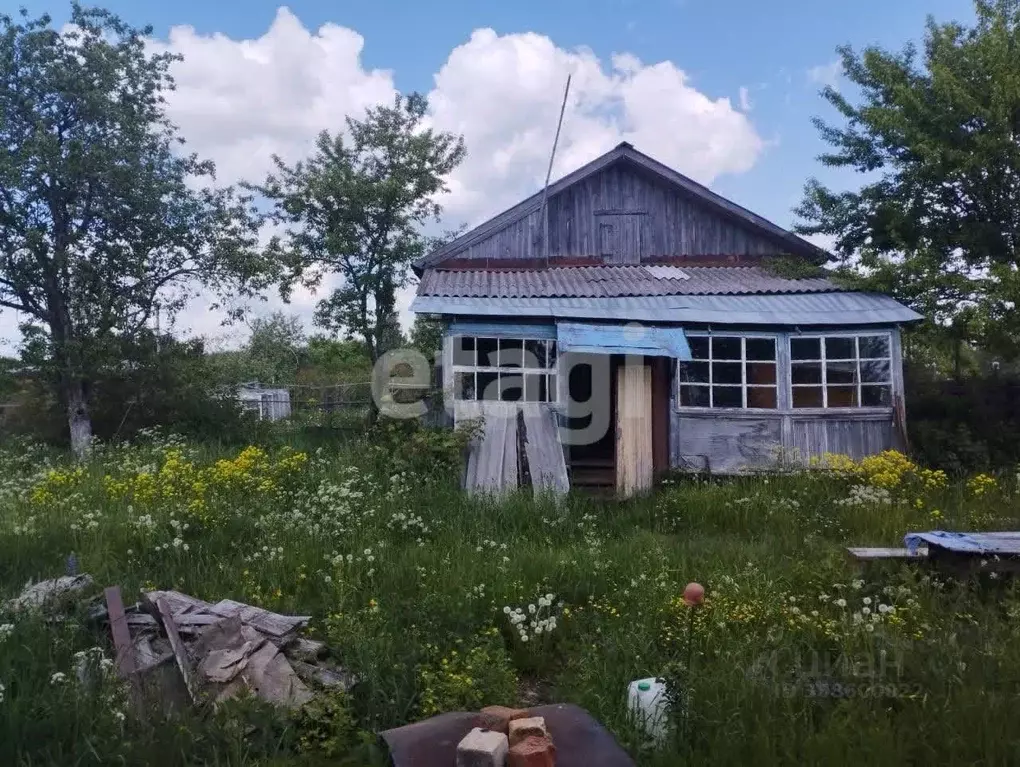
[903,531,1020,555]
[556,321,692,359]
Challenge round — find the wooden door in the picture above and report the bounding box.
[616,362,653,497]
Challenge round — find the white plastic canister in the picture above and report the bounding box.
[627,677,669,743]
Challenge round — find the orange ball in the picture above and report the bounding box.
[683,582,705,607]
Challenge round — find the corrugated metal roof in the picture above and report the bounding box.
[410,292,923,326]
[418,266,837,299]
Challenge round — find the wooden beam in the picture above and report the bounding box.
[156,597,199,704]
[104,586,136,678]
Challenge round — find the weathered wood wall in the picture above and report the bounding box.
[445,162,786,264]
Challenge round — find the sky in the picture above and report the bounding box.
[3,0,977,351]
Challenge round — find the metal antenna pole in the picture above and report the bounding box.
[541,74,571,266]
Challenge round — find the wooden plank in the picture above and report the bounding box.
[522,405,569,496]
[465,403,520,495]
[207,599,310,638]
[616,362,653,497]
[650,357,670,477]
[847,547,925,561]
[156,597,199,703]
[104,586,136,677]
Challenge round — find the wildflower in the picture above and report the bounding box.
[0,681,4,703]
[503,606,511,614]
[865,624,875,633]
[862,597,872,605]
[0,624,13,642]
[862,607,871,616]
[50,672,67,686]
[528,604,536,614]
[834,598,847,608]
[114,711,126,723]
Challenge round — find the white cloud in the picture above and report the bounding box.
[807,59,843,90]
[0,9,768,353]
[738,85,752,112]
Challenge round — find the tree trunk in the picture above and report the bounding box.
[65,377,93,459]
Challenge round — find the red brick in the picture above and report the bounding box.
[508,716,548,747]
[474,705,529,735]
[509,734,556,767]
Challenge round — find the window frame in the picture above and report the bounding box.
[449,334,558,404]
[676,332,780,411]
[789,331,894,410]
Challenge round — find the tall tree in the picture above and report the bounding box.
[0,5,265,455]
[256,93,465,363]
[795,0,1020,360]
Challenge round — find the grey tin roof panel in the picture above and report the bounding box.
[410,292,923,326]
[418,266,837,299]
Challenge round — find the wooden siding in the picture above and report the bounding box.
[789,414,897,460]
[446,163,786,264]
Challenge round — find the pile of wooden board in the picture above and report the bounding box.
[101,586,356,711]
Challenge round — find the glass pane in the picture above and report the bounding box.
[688,336,709,360]
[825,336,856,360]
[476,337,498,367]
[713,361,742,385]
[747,386,777,409]
[453,336,475,367]
[499,372,523,402]
[859,335,890,359]
[455,371,476,401]
[547,374,557,402]
[498,338,523,367]
[860,359,891,383]
[546,341,558,369]
[713,386,743,408]
[524,373,542,402]
[826,361,858,385]
[861,385,892,407]
[679,385,710,407]
[827,385,858,407]
[792,362,822,385]
[477,371,499,401]
[792,386,824,408]
[677,361,710,384]
[791,337,821,360]
[523,339,546,369]
[746,338,776,361]
[712,337,742,360]
[747,362,776,385]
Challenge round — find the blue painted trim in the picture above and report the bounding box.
[557,321,692,360]
[448,321,557,339]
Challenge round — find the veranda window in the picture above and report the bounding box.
[677,335,778,409]
[790,333,892,408]
[451,336,558,402]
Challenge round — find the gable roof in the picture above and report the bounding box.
[415,142,828,272]
[419,265,837,299]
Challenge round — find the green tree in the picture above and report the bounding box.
[0,5,265,455]
[255,93,465,364]
[245,311,305,385]
[795,0,1020,361]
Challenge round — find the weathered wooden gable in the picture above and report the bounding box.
[546,162,787,263]
[419,145,820,268]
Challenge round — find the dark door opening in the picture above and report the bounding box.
[565,354,616,489]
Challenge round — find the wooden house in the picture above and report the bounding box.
[410,143,921,497]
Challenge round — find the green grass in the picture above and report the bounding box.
[1,429,1019,765]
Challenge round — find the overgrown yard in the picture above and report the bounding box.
[1,426,1019,765]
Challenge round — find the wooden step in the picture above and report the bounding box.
[570,466,615,487]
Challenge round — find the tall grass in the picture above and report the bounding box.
[0,430,1018,765]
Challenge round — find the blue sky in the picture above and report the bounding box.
[5,0,978,343]
[22,0,974,227]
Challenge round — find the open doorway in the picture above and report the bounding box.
[564,354,616,489]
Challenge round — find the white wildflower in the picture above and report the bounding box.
[50,672,67,686]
